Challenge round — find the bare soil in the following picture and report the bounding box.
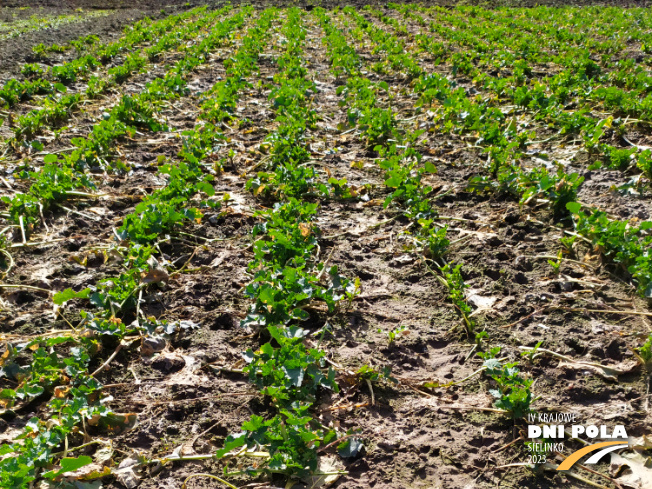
[0,8,173,80]
[1,5,651,489]
[3,0,651,9]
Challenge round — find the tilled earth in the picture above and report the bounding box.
[1,4,651,489]
[0,8,171,79]
[3,0,650,9]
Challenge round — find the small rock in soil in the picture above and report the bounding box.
[152,352,186,372]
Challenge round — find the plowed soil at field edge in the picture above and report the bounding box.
[2,0,651,9]
[0,8,173,79]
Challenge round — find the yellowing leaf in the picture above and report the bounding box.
[363,199,383,207]
[0,349,9,367]
[53,386,70,399]
[140,268,169,284]
[69,254,88,267]
[87,414,101,426]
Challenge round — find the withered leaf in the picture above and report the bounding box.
[299,223,312,237]
[140,268,169,284]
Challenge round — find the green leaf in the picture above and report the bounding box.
[44,455,93,478]
[566,201,582,214]
[338,437,364,458]
[242,415,266,432]
[60,455,93,473]
[385,175,402,188]
[23,384,44,397]
[25,417,41,433]
[483,358,502,371]
[53,288,91,305]
[45,336,74,347]
[196,181,215,196]
[215,432,247,458]
[639,222,652,231]
[424,161,437,173]
[43,154,58,164]
[283,367,304,387]
[291,308,310,321]
[0,388,16,399]
[645,282,652,299]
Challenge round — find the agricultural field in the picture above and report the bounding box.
[1,2,652,489]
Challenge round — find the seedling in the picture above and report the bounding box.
[567,202,652,298]
[634,334,652,412]
[20,63,43,78]
[560,235,576,257]
[356,364,397,384]
[478,346,502,361]
[379,324,409,344]
[634,334,652,370]
[638,150,652,179]
[475,330,488,348]
[521,341,544,363]
[548,250,563,276]
[483,357,534,420]
[420,221,449,261]
[438,263,476,338]
[0,8,253,486]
